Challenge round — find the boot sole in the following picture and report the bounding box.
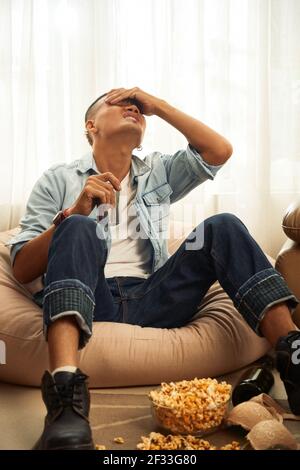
[32,438,95,450]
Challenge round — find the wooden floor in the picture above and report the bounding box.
[0,364,293,450]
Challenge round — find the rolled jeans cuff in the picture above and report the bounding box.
[43,279,95,349]
[234,268,299,336]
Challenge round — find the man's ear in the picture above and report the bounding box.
[85,120,97,136]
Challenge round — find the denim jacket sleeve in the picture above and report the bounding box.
[5,168,63,266]
[161,143,224,203]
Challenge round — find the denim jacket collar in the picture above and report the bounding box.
[76,151,151,186]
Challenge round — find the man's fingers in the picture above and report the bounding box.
[93,181,117,206]
[87,189,108,205]
[94,173,121,191]
[86,186,115,206]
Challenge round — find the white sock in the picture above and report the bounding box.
[51,365,77,377]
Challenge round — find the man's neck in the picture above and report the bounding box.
[92,138,134,182]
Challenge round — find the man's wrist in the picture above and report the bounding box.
[64,207,73,217]
[52,208,72,227]
[153,99,173,118]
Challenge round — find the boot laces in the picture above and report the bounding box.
[49,373,87,409]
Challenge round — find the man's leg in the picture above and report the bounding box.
[125,213,300,412]
[48,317,79,371]
[34,214,115,450]
[260,302,296,347]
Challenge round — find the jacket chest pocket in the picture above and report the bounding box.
[142,183,173,232]
[142,182,173,206]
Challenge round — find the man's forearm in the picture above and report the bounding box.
[154,100,233,165]
[13,225,56,284]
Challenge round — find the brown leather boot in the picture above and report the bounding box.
[33,369,94,450]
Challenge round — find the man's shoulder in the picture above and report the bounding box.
[139,150,166,169]
[142,150,164,162]
[45,152,92,176]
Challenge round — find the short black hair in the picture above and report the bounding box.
[84,93,107,146]
[84,93,108,123]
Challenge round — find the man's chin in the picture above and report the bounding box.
[119,124,142,138]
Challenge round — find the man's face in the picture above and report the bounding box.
[87,95,146,147]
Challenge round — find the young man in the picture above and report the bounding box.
[8,87,300,450]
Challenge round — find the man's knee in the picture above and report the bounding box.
[51,213,107,252]
[55,214,98,240]
[207,212,245,230]
[61,214,96,230]
[186,213,246,251]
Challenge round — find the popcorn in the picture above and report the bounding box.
[220,441,241,450]
[149,377,231,434]
[114,437,125,444]
[95,444,106,450]
[137,432,240,450]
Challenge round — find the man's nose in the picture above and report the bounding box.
[126,104,140,114]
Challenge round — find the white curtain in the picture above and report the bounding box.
[1,0,299,257]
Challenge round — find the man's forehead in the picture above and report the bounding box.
[85,94,142,121]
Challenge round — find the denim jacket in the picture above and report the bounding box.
[6,144,223,273]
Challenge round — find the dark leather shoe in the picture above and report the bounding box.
[33,369,94,450]
[276,330,300,415]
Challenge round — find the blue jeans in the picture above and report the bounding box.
[34,213,298,349]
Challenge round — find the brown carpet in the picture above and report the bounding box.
[89,366,300,450]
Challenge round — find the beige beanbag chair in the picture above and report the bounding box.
[0,225,270,387]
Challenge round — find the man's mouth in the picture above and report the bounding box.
[123,112,140,123]
[125,116,138,123]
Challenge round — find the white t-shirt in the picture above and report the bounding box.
[94,166,152,279]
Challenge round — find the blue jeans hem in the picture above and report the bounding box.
[234,268,299,334]
[43,278,95,348]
